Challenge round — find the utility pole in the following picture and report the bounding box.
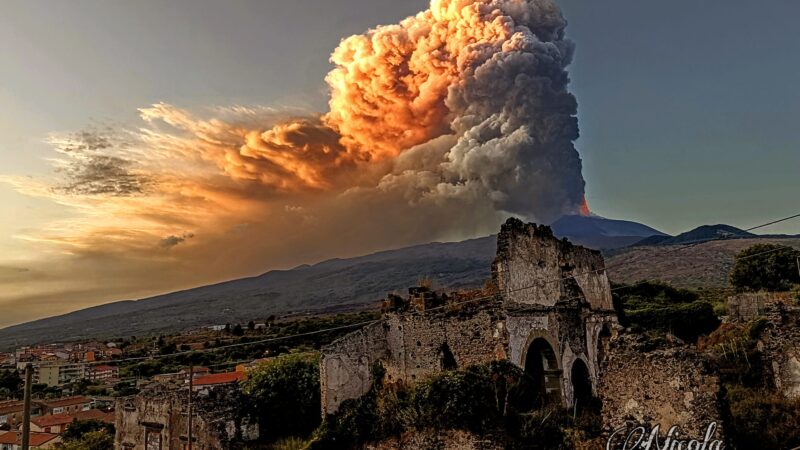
[21,363,32,450]
[187,364,193,450]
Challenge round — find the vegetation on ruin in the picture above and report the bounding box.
[702,318,800,449]
[242,352,322,443]
[311,361,601,449]
[612,281,720,342]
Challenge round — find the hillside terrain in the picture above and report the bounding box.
[606,237,800,288]
[0,237,496,349]
[1,223,797,349]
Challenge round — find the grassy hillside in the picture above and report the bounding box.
[606,238,800,288]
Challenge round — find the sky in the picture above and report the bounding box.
[0,0,798,328]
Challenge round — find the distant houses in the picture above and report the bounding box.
[30,408,114,434]
[191,371,247,395]
[37,396,93,416]
[0,431,61,449]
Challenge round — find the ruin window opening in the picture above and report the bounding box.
[439,343,458,370]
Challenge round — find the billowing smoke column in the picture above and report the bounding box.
[318,0,585,223]
[144,0,588,223]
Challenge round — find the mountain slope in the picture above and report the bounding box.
[0,236,496,349]
[550,215,666,249]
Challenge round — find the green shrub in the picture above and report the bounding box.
[56,430,114,450]
[729,244,800,292]
[726,385,800,449]
[614,282,720,341]
[243,353,321,442]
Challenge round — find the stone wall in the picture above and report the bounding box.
[726,292,795,322]
[492,218,613,311]
[321,218,620,414]
[115,383,258,450]
[726,291,800,399]
[757,295,800,399]
[598,335,724,441]
[320,300,505,415]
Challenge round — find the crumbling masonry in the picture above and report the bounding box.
[320,218,619,415]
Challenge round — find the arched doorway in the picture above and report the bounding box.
[571,359,593,412]
[522,337,563,408]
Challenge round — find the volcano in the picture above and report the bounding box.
[550,214,667,249]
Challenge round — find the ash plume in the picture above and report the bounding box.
[266,0,584,222]
[0,0,590,325]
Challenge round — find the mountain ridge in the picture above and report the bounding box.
[2,219,797,350]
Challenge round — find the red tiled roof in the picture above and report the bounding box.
[0,431,59,446]
[32,408,114,428]
[40,396,92,408]
[74,408,115,424]
[0,401,24,415]
[193,371,246,386]
[32,413,73,428]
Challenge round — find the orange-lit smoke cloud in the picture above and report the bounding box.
[0,0,589,326]
[187,0,587,220]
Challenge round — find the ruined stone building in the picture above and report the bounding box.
[320,218,619,415]
[115,383,258,450]
[728,292,800,399]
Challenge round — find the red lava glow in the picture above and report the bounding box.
[580,198,591,216]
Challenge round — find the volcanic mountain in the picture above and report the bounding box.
[550,214,667,249]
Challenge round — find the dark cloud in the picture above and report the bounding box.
[54,154,151,196]
[51,125,132,153]
[159,233,194,249]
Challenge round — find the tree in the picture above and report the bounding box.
[232,323,245,337]
[56,430,114,450]
[0,370,22,398]
[62,419,115,442]
[242,353,321,441]
[730,244,800,292]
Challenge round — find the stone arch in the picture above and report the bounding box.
[570,358,593,411]
[522,335,563,407]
